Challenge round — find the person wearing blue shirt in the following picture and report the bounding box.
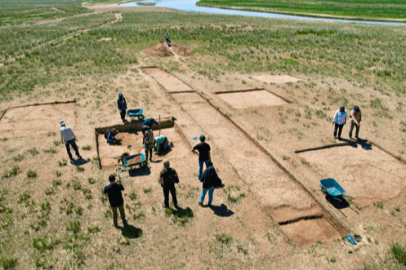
[332,106,347,140]
[143,118,160,129]
[117,93,127,123]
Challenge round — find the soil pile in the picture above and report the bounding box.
[144,40,194,57]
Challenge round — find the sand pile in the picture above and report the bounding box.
[144,40,195,57]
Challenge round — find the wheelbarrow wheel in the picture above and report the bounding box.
[138,115,145,121]
[141,161,147,168]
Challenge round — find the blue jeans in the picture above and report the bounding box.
[200,187,215,204]
[198,159,210,180]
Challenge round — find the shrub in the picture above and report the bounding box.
[82,145,91,150]
[0,257,17,269]
[215,233,233,245]
[390,242,406,265]
[27,170,37,178]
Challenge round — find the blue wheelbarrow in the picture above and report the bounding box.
[126,109,145,121]
[116,154,147,173]
[320,178,353,202]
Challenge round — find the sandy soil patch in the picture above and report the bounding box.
[98,37,112,42]
[98,127,190,169]
[144,40,195,58]
[143,67,192,92]
[298,144,406,207]
[253,74,305,84]
[0,102,75,138]
[170,92,345,243]
[282,218,342,246]
[217,90,288,109]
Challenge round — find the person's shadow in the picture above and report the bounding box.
[70,158,90,166]
[119,224,143,239]
[209,204,234,217]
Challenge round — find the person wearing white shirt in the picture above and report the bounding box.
[332,106,347,140]
[60,120,81,161]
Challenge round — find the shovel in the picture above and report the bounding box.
[341,242,352,254]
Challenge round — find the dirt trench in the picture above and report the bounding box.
[144,69,347,246]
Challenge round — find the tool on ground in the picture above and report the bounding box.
[116,154,147,173]
[126,109,145,121]
[347,234,357,245]
[341,242,353,253]
[320,178,354,202]
[354,234,363,242]
[159,115,161,136]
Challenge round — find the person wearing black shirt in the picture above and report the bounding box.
[104,175,127,227]
[117,93,127,123]
[192,135,211,180]
[159,160,179,208]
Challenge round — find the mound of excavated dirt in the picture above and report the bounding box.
[144,40,195,57]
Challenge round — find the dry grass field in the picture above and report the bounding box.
[0,1,406,269]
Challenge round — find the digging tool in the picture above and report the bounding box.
[159,115,161,136]
[341,242,352,254]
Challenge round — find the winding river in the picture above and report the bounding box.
[121,0,406,25]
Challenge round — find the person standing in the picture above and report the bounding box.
[192,135,211,179]
[143,128,154,161]
[104,175,127,228]
[159,160,179,208]
[117,93,127,123]
[59,120,81,161]
[198,162,222,207]
[349,106,362,139]
[332,106,347,140]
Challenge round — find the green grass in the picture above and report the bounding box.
[390,242,406,265]
[197,0,406,20]
[0,0,91,26]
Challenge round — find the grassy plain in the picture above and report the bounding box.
[197,0,406,20]
[0,3,406,270]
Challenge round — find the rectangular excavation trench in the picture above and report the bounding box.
[0,101,76,138]
[170,92,345,246]
[142,67,193,93]
[216,89,289,109]
[297,143,406,207]
[95,119,190,169]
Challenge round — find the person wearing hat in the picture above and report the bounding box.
[349,106,362,139]
[59,120,81,161]
[117,93,127,123]
[198,161,222,207]
[159,160,179,208]
[104,175,127,228]
[192,135,211,180]
[332,106,348,140]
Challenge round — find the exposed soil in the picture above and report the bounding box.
[282,217,342,246]
[298,144,406,207]
[217,90,288,109]
[0,102,76,138]
[98,127,190,169]
[164,89,345,246]
[253,74,305,84]
[143,67,192,92]
[144,40,195,58]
